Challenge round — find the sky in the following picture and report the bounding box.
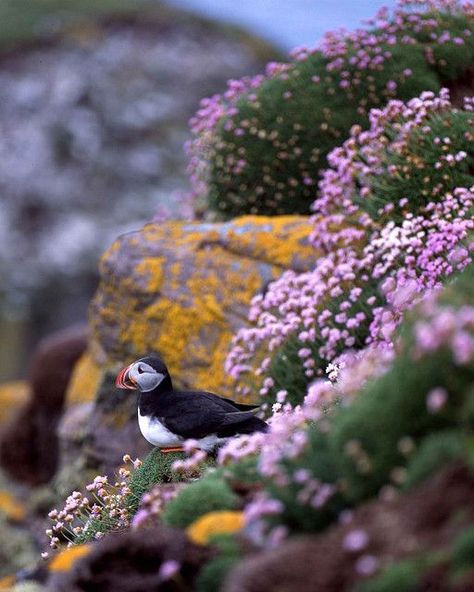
[163,0,397,50]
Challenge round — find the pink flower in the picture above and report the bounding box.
[343,529,369,552]
[158,560,180,581]
[426,387,448,413]
[355,554,379,576]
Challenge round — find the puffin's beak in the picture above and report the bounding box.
[115,364,137,390]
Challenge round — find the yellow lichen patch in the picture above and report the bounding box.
[0,381,29,427]
[186,511,244,545]
[91,215,316,401]
[0,575,15,590]
[135,257,166,292]
[226,215,316,269]
[49,544,91,573]
[0,491,26,522]
[65,352,103,406]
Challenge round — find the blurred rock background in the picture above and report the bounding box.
[0,0,279,382]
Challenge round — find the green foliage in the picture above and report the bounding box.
[163,475,240,528]
[357,559,422,592]
[268,282,379,407]
[196,556,240,592]
[452,526,474,571]
[404,430,466,489]
[208,44,440,218]
[331,349,456,502]
[267,426,345,533]
[219,455,261,486]
[75,450,187,544]
[195,533,242,592]
[195,5,474,218]
[127,449,185,512]
[251,264,474,536]
[356,110,474,221]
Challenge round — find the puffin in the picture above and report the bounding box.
[115,355,268,453]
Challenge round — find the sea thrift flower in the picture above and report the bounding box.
[45,454,144,550]
[226,89,473,408]
[343,529,370,552]
[186,1,474,216]
[426,387,449,412]
[158,560,180,581]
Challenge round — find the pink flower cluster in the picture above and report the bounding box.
[310,88,470,251]
[45,454,142,550]
[225,88,473,401]
[226,189,473,395]
[214,270,474,544]
[186,0,473,205]
[132,484,179,530]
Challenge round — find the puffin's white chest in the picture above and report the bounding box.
[138,412,183,448]
[137,411,230,451]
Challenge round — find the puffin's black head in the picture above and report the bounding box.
[115,355,171,392]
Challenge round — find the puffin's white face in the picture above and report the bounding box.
[116,361,166,392]
[129,361,166,392]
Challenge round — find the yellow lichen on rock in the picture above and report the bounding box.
[186,510,244,545]
[135,257,166,293]
[0,491,26,522]
[49,544,91,572]
[0,381,29,427]
[89,216,316,400]
[0,575,15,590]
[65,353,103,406]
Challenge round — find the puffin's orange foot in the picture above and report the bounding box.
[160,447,184,453]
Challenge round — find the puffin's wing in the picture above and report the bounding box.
[199,391,260,411]
[160,392,262,439]
[221,409,259,425]
[161,393,228,439]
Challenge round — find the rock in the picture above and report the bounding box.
[63,216,315,471]
[0,381,29,430]
[0,515,37,579]
[0,12,276,353]
[64,354,102,407]
[223,464,474,592]
[89,215,316,398]
[0,325,87,485]
[49,525,212,591]
[0,490,26,523]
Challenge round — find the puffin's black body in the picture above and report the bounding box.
[116,355,268,451]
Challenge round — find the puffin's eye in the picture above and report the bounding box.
[137,366,144,374]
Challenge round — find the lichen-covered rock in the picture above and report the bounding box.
[0,381,29,429]
[65,354,102,407]
[89,215,316,399]
[0,325,87,484]
[0,515,37,579]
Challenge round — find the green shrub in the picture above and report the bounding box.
[128,449,185,506]
[188,2,474,217]
[195,533,242,592]
[353,109,474,221]
[404,430,466,489]
[266,425,345,533]
[163,475,240,528]
[250,264,474,536]
[357,559,423,592]
[196,556,240,592]
[452,526,474,571]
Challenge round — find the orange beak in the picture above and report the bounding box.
[115,364,137,390]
